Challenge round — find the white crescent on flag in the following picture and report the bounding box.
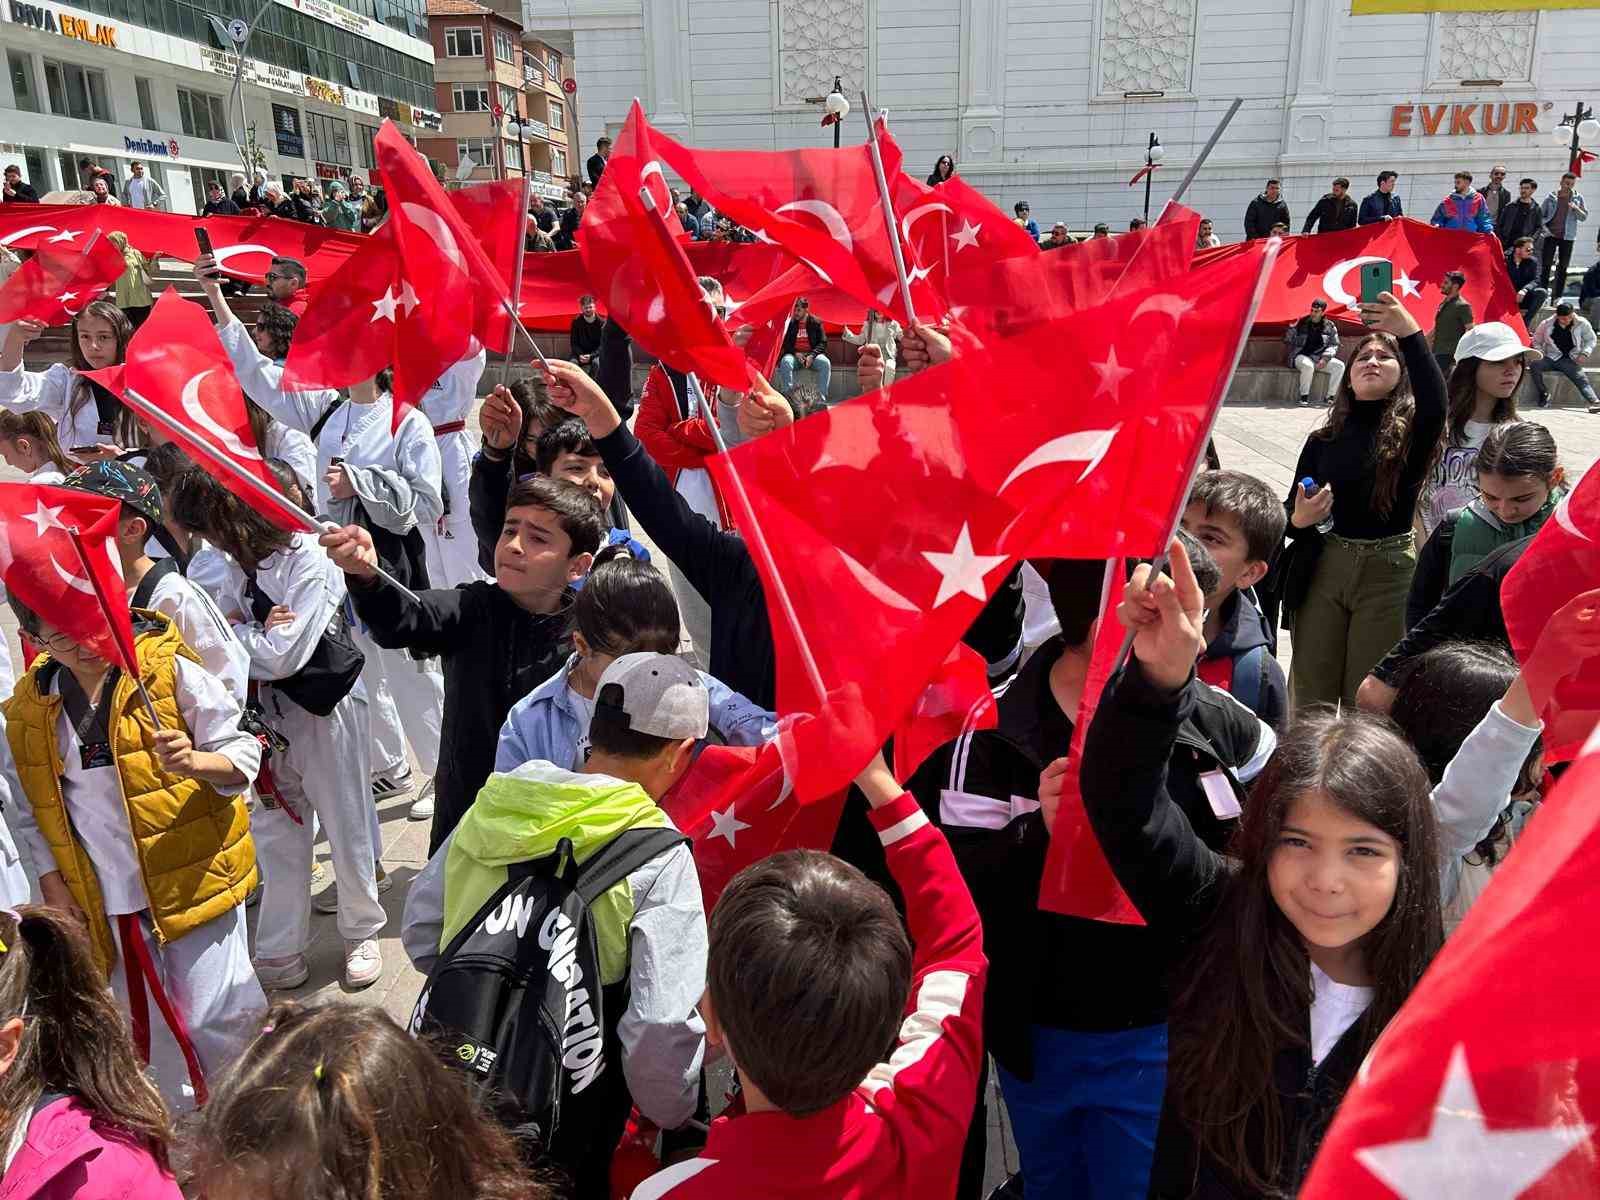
[0,225,57,248]
[49,552,94,595]
[399,202,467,273]
[999,426,1121,492]
[773,199,855,252]
[638,160,672,215]
[900,200,954,247]
[181,369,264,461]
[1321,256,1390,308]
[210,243,279,275]
[1554,490,1592,543]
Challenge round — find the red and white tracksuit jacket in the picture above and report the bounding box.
[631,792,988,1200]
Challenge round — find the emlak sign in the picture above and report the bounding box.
[6,0,117,46]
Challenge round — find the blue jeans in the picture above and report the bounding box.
[775,352,831,397]
[1533,355,1599,406]
[996,1023,1168,1200]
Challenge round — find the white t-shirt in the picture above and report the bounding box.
[567,685,596,768]
[1421,419,1495,537]
[143,566,250,706]
[45,656,259,915]
[1309,963,1373,1066]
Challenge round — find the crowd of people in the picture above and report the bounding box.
[0,140,1593,1200]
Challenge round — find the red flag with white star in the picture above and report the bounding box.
[1301,700,1600,1198]
[580,100,749,388]
[0,229,124,325]
[661,725,847,911]
[0,484,136,671]
[708,243,1275,802]
[279,222,409,400]
[86,290,315,537]
[1193,216,1523,336]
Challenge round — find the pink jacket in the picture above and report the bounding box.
[0,1096,180,1200]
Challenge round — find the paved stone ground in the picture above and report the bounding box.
[2,396,1594,1187]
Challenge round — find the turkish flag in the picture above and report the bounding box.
[580,100,749,388]
[648,112,915,322]
[1194,216,1524,336]
[194,214,367,286]
[707,244,1275,802]
[1299,721,1600,1199]
[515,248,599,329]
[449,178,528,349]
[892,643,997,785]
[660,724,848,911]
[281,224,408,399]
[1500,476,1600,765]
[0,229,125,324]
[87,290,314,537]
[0,484,136,671]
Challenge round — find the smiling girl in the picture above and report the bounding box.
[1075,538,1443,1198]
[0,301,143,457]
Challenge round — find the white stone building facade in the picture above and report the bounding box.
[533,1,1600,243]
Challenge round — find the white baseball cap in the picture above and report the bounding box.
[594,653,709,740]
[1453,321,1542,364]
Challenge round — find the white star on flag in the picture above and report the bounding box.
[57,291,77,304]
[950,220,981,252]
[1090,346,1135,401]
[1395,271,1422,298]
[370,282,420,323]
[23,502,67,538]
[1354,1045,1593,1199]
[46,230,79,243]
[706,805,751,847]
[921,523,1008,608]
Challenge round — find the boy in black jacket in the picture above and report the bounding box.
[906,551,1275,1200]
[320,475,604,852]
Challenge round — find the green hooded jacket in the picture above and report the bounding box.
[439,761,670,986]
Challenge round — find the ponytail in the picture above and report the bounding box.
[0,907,171,1166]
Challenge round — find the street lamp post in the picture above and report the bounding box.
[1143,131,1164,223]
[1554,100,1599,173]
[506,114,533,183]
[825,76,848,149]
[208,1,275,174]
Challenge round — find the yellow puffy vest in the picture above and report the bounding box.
[3,611,258,977]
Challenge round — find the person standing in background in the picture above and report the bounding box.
[123,161,165,211]
[1478,165,1511,223]
[1539,172,1588,299]
[569,294,604,376]
[105,231,154,329]
[1432,271,1475,377]
[1495,177,1542,249]
[586,136,611,188]
[1244,179,1290,239]
[3,164,38,203]
[1358,170,1403,224]
[1303,177,1357,234]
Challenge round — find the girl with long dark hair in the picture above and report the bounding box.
[927,155,956,185]
[0,906,180,1198]
[185,1001,546,1200]
[1282,293,1447,709]
[1076,540,1443,1198]
[168,471,386,995]
[0,300,143,456]
[1418,322,1540,535]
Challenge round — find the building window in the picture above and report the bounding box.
[1094,0,1197,97]
[177,87,230,141]
[776,0,866,106]
[307,112,352,165]
[546,49,560,75]
[1427,11,1536,86]
[550,147,566,179]
[356,122,379,169]
[189,165,229,203]
[456,137,496,169]
[44,59,112,122]
[8,52,40,115]
[498,84,518,116]
[493,29,514,63]
[547,98,564,130]
[444,26,483,58]
[502,139,523,172]
[135,77,158,129]
[452,85,490,113]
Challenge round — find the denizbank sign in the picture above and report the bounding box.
[123,134,180,157]
[6,0,117,45]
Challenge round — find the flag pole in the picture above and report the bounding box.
[122,387,423,604]
[1108,237,1280,676]
[1168,98,1242,209]
[65,527,162,727]
[497,176,536,387]
[686,374,829,705]
[859,90,919,326]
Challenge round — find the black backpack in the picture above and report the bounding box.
[410,826,687,1179]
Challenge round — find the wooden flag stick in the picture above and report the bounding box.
[859,90,919,326]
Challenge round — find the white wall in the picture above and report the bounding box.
[535,0,1600,251]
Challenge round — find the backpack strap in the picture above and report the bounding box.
[308,396,347,444]
[131,556,180,611]
[1230,644,1268,719]
[573,827,688,908]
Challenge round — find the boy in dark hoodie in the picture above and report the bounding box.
[1181,469,1289,729]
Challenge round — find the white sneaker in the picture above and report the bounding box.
[313,864,390,915]
[408,776,436,821]
[255,953,309,990]
[371,768,414,800]
[344,938,382,989]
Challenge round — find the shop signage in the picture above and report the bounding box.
[1389,101,1541,137]
[315,161,342,180]
[305,76,346,107]
[7,2,117,46]
[272,103,304,158]
[123,133,179,157]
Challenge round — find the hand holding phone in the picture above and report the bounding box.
[1358,260,1394,306]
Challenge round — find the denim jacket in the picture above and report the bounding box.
[495,653,777,772]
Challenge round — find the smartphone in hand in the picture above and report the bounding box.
[1359,260,1394,305]
[193,227,219,279]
